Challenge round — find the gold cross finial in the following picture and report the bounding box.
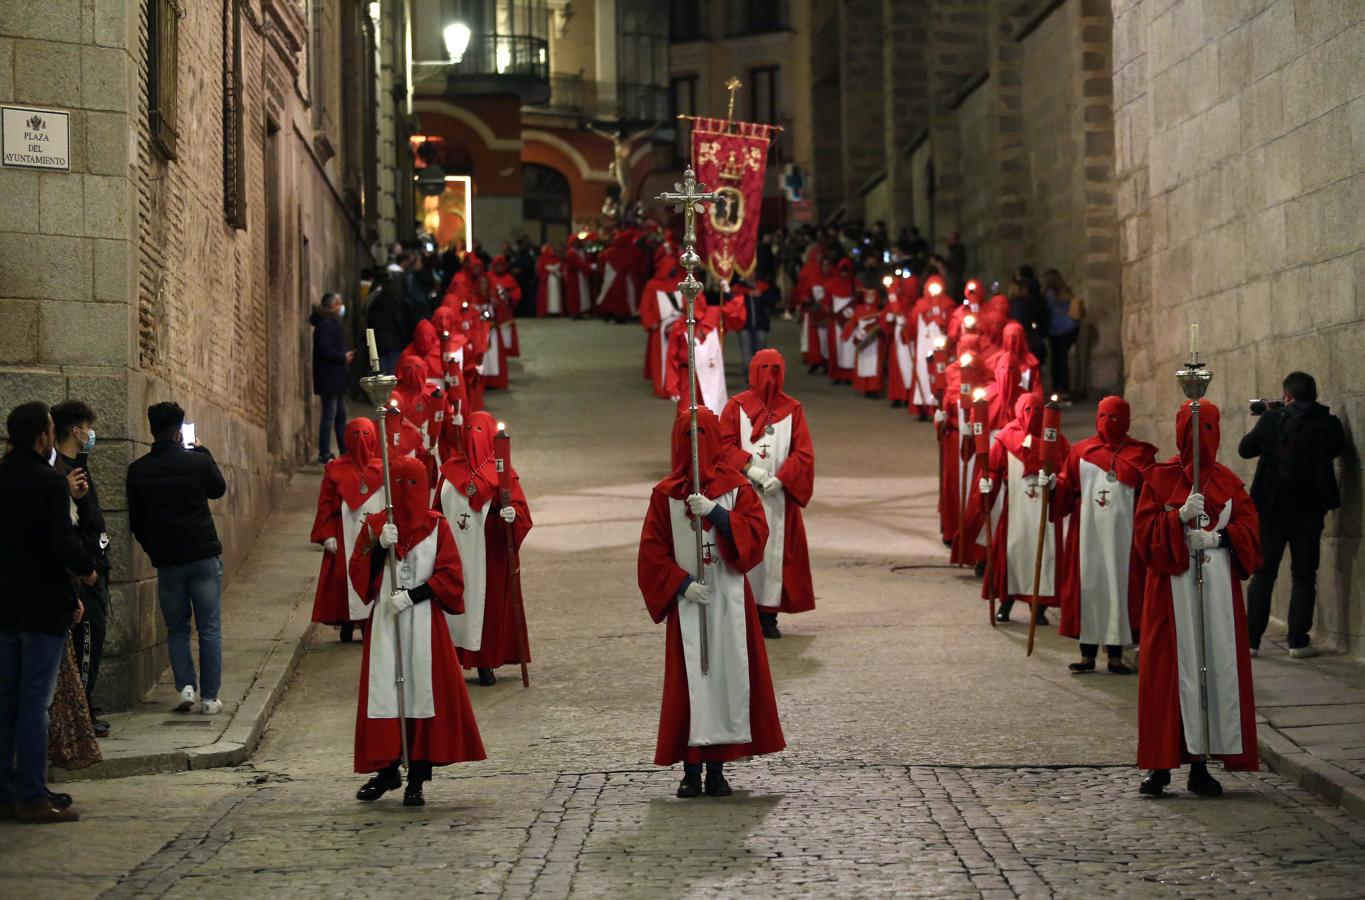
[725,76,742,121]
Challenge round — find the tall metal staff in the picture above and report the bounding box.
[657,166,721,676]
[1176,324,1213,760]
[361,329,410,769]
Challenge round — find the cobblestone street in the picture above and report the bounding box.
[7,321,1365,899]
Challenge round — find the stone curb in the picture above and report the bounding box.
[53,594,316,782]
[1258,726,1365,821]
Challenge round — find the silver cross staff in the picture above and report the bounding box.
[657,165,720,676]
[1176,324,1214,761]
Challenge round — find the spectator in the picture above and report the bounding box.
[127,402,228,715]
[311,292,353,464]
[906,226,929,259]
[366,272,417,374]
[1008,266,1050,364]
[0,401,95,823]
[50,400,112,738]
[730,277,770,372]
[1041,269,1082,401]
[1239,372,1347,658]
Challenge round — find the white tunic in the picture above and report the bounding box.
[438,480,489,652]
[668,489,751,747]
[891,314,913,392]
[912,312,944,406]
[366,526,439,719]
[543,264,563,315]
[693,329,727,414]
[853,318,880,379]
[831,294,856,370]
[342,489,389,620]
[738,410,792,609]
[1005,453,1056,596]
[654,289,683,382]
[1076,459,1135,646]
[1169,500,1244,757]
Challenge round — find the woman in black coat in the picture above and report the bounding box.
[312,292,354,462]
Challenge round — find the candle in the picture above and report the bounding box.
[366,328,380,371]
[1189,323,1198,358]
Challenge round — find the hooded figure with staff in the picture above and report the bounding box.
[348,333,485,808]
[1133,330,1261,798]
[637,168,784,799]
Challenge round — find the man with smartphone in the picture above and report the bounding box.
[50,401,112,737]
[127,402,228,715]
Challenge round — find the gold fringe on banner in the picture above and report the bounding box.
[677,115,784,141]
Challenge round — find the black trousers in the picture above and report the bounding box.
[1246,510,1324,650]
[1079,643,1122,659]
[1049,330,1078,395]
[73,572,109,710]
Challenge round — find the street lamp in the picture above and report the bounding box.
[443,22,471,63]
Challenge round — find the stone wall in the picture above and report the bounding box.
[1115,0,1365,656]
[0,0,378,707]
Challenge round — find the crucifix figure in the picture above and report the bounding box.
[1096,488,1110,508]
[757,442,770,460]
[724,76,742,121]
[702,540,716,566]
[457,512,471,532]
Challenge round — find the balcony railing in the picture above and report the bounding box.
[524,76,669,128]
[416,33,551,103]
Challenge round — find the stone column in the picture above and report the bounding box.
[925,0,988,248]
[838,0,886,221]
[882,0,930,235]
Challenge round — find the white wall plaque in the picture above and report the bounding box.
[2,106,71,171]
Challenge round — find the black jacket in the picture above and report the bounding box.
[55,451,110,573]
[310,310,349,396]
[0,449,96,634]
[127,440,227,568]
[366,288,417,353]
[1238,400,1345,515]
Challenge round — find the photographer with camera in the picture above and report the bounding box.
[1239,372,1346,658]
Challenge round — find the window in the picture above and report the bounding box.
[750,66,778,124]
[670,75,698,163]
[746,0,785,33]
[670,0,706,43]
[223,0,247,229]
[149,0,181,158]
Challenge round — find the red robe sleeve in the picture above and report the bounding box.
[775,405,815,508]
[715,481,769,574]
[425,518,466,616]
[716,400,753,471]
[1134,477,1189,577]
[1050,447,1082,522]
[500,476,533,552]
[310,466,342,544]
[1223,483,1262,580]
[640,288,660,332]
[720,293,747,332]
[639,489,692,624]
[663,324,686,398]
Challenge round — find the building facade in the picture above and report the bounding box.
[0,0,398,707]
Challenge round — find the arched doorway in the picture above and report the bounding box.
[522,163,571,246]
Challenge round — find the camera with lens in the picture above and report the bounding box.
[1249,398,1285,416]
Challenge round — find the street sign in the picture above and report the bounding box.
[2,106,71,171]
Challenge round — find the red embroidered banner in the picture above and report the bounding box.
[690,118,778,280]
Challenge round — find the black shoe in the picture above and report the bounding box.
[995,600,1014,623]
[318,454,335,465]
[1034,607,1049,626]
[917,411,930,422]
[704,772,733,797]
[340,623,354,643]
[356,767,403,802]
[1068,658,1096,674]
[403,783,426,807]
[92,718,111,738]
[759,613,781,639]
[477,668,496,686]
[1187,762,1224,797]
[1107,660,1133,675]
[677,772,702,798]
[974,561,986,578]
[1139,769,1170,797]
[45,789,73,810]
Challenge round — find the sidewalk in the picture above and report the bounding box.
[53,470,325,780]
[1253,635,1365,819]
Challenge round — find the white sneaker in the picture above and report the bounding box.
[201,698,224,715]
[1289,646,1320,659]
[175,686,196,712]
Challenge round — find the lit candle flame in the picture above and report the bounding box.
[882,275,894,287]
[972,387,987,401]
[933,336,947,350]
[496,421,507,432]
[1050,394,1059,402]
[928,282,942,296]
[967,280,977,291]
[964,314,976,328]
[961,353,974,366]
[576,231,588,240]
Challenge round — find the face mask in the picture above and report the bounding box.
[47,447,57,467]
[82,428,97,452]
[337,304,346,318]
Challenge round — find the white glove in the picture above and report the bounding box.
[450,413,463,427]
[762,476,783,497]
[499,506,516,524]
[387,589,414,614]
[745,465,768,486]
[379,523,399,549]
[979,477,994,494]
[1179,492,1205,523]
[1043,472,1057,491]
[933,410,946,425]
[682,580,712,606]
[720,280,731,294]
[322,537,338,554]
[669,395,681,403]
[686,493,716,517]
[1185,529,1219,551]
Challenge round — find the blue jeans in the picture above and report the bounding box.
[157,557,223,700]
[319,393,347,458]
[0,629,67,804]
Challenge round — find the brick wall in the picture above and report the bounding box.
[1115,0,1364,655]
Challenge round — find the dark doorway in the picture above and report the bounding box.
[522,162,571,246]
